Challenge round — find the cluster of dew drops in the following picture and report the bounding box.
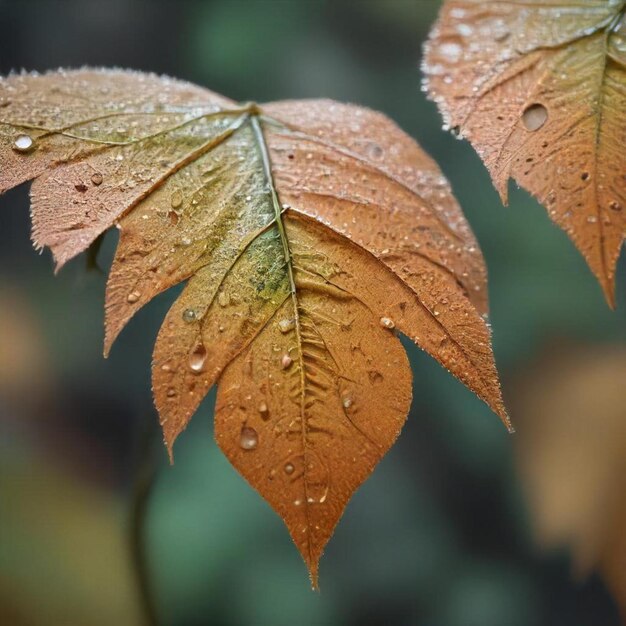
[232,312,393,465]
[421,3,624,220]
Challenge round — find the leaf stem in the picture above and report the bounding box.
[129,410,160,626]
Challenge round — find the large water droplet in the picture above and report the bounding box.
[218,291,230,307]
[284,462,295,474]
[258,402,269,420]
[13,134,34,153]
[441,41,462,62]
[366,142,384,160]
[522,104,548,131]
[281,354,293,369]
[240,426,258,450]
[494,28,510,42]
[379,316,395,329]
[189,343,207,372]
[170,190,183,209]
[182,308,197,323]
[127,290,141,303]
[278,318,295,333]
[91,172,103,186]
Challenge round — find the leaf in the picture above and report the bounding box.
[512,344,626,620]
[423,1,626,306]
[0,68,509,585]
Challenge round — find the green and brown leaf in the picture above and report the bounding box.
[0,68,509,584]
[424,0,626,306]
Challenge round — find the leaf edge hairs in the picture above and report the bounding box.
[423,0,626,307]
[0,68,511,586]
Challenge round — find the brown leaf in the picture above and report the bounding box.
[0,68,509,584]
[423,1,626,306]
[512,344,626,620]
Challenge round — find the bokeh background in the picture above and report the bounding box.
[1,1,625,625]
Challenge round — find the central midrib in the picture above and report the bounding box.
[249,113,316,569]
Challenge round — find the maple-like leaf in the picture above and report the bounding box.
[423,0,626,306]
[0,68,509,585]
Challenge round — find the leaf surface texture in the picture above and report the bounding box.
[0,69,508,583]
[424,0,626,305]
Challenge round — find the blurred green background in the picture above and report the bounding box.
[1,1,625,625]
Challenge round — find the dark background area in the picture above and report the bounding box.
[1,1,625,625]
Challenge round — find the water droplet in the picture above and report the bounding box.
[182,308,197,323]
[494,29,510,42]
[218,291,230,307]
[166,387,176,398]
[580,172,590,181]
[281,354,293,369]
[366,142,384,160]
[522,104,548,131]
[127,290,141,303]
[380,317,395,329]
[13,134,34,153]
[189,343,207,373]
[609,201,621,212]
[278,318,295,333]
[91,172,103,186]
[587,215,598,223]
[439,41,462,63]
[342,396,353,409]
[284,462,295,474]
[239,426,258,450]
[258,402,269,419]
[170,191,183,209]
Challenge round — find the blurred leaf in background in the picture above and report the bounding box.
[0,1,625,625]
[0,278,142,624]
[513,343,626,623]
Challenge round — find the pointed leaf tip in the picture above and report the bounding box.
[0,68,510,585]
